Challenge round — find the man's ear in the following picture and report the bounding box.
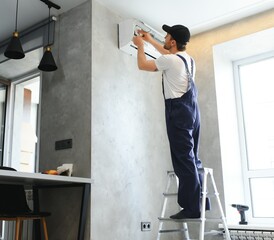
[171,40,176,46]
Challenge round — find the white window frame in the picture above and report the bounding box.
[213,27,274,226]
[233,52,274,224]
[3,72,42,172]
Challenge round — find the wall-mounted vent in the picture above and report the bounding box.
[118,19,164,60]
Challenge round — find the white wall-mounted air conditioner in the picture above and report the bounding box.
[118,19,164,59]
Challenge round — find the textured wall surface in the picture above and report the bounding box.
[90,4,274,240]
[39,1,91,239]
[39,2,91,178]
[91,1,174,240]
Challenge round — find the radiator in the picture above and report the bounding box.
[224,229,274,240]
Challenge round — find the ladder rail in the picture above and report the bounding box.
[159,172,172,218]
[183,222,190,240]
[157,172,182,240]
[157,171,190,240]
[199,168,209,240]
[208,169,231,240]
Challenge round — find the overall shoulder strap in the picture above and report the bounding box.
[176,54,194,77]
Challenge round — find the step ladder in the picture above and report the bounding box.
[157,168,231,240]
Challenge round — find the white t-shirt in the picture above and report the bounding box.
[155,51,195,99]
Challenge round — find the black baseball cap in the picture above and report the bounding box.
[162,24,190,44]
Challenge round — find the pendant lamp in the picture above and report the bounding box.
[38,0,60,72]
[4,0,25,59]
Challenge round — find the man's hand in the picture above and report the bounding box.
[132,35,157,72]
[136,29,169,55]
[137,30,153,43]
[132,36,144,48]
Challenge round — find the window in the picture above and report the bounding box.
[3,74,41,173]
[234,55,274,219]
[213,27,274,225]
[11,76,40,172]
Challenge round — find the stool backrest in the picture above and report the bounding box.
[0,166,31,214]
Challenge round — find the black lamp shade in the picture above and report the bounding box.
[4,32,25,59]
[38,47,57,72]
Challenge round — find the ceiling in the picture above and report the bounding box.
[1,0,274,43]
[96,0,274,34]
[0,0,87,80]
[0,0,273,79]
[0,0,87,43]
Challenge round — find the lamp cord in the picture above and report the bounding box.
[15,0,19,32]
[47,6,51,46]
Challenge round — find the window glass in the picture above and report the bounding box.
[11,77,40,173]
[239,57,274,170]
[250,177,274,217]
[236,55,274,220]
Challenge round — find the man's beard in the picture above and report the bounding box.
[164,44,171,50]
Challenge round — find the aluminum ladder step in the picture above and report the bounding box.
[159,228,188,233]
[163,192,177,196]
[159,217,224,222]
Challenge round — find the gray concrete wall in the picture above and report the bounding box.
[91,1,174,240]
[39,1,91,239]
[39,1,91,178]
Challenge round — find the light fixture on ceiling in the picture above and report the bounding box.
[38,0,61,72]
[4,0,25,59]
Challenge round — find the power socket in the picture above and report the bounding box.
[141,222,151,231]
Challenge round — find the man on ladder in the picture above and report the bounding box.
[133,24,204,219]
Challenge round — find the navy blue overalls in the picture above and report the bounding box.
[164,55,202,215]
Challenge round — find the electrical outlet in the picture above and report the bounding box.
[141,222,151,231]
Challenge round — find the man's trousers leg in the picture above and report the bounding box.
[165,99,201,214]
